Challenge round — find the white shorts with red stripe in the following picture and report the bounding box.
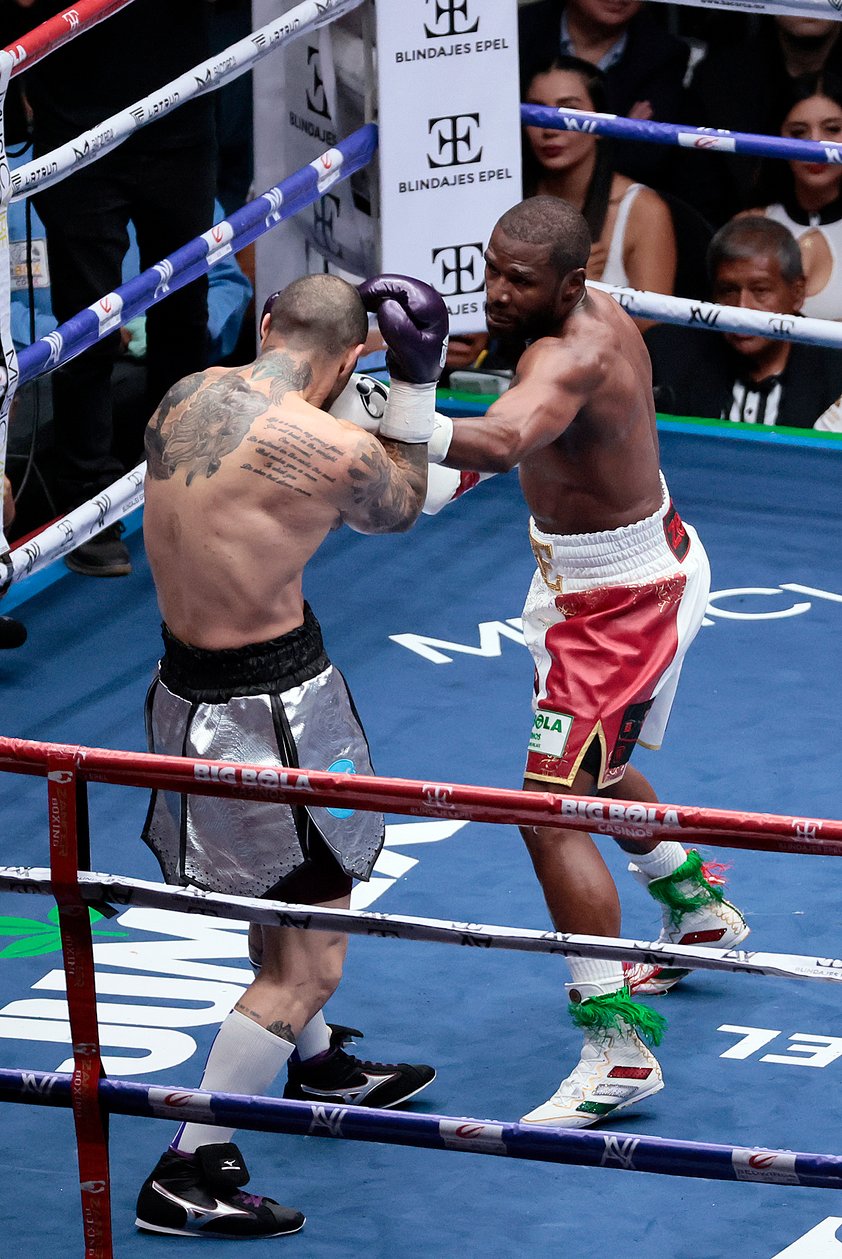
[523,476,710,789]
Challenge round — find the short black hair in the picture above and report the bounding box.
[265,274,368,355]
[707,216,804,284]
[495,196,591,275]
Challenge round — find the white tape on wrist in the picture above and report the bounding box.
[427,412,453,464]
[380,379,436,443]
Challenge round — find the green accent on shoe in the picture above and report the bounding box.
[576,1100,619,1116]
[568,986,666,1048]
[646,849,724,928]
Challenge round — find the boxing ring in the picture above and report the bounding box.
[0,1,841,1257]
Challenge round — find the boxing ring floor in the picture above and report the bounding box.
[0,425,840,1259]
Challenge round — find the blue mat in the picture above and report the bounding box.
[1,428,840,1258]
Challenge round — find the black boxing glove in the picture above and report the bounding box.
[358,274,449,443]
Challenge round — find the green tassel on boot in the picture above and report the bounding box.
[568,986,667,1048]
[646,849,724,929]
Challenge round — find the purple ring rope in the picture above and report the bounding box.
[521,104,842,166]
[0,1068,838,1189]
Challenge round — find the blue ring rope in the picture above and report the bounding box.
[15,123,378,386]
[521,104,842,165]
[0,1068,839,1188]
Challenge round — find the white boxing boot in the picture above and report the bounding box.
[625,849,750,996]
[521,981,665,1129]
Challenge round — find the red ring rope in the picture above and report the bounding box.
[1,735,839,856]
[3,1,136,76]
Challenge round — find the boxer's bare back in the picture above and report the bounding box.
[143,354,425,650]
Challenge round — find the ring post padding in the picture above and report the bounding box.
[46,749,112,1258]
[0,47,17,592]
[1,1069,841,1191]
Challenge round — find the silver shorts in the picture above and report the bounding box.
[141,610,384,899]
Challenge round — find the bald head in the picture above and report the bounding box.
[496,197,591,277]
[265,274,368,358]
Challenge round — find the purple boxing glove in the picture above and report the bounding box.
[357,274,449,443]
[358,274,449,386]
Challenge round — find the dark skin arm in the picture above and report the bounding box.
[443,338,600,473]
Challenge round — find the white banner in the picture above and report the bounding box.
[279,2,376,277]
[375,0,522,335]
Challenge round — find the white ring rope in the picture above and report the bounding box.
[589,280,842,349]
[10,0,363,201]
[646,0,842,20]
[0,866,839,986]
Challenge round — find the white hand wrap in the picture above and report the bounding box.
[427,412,454,464]
[327,373,386,433]
[380,379,437,443]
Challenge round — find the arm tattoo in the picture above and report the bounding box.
[346,435,427,530]
[146,374,270,483]
[240,415,344,498]
[250,351,313,405]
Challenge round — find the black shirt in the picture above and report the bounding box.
[17,0,214,151]
[644,324,842,428]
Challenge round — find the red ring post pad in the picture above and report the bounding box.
[46,750,113,1259]
[0,736,841,857]
[1,1070,842,1191]
[3,0,136,77]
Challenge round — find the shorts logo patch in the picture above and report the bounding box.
[326,758,356,819]
[529,709,573,760]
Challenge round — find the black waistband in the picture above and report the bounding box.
[158,603,329,702]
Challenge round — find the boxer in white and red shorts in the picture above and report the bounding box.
[429,195,749,1131]
[523,477,710,790]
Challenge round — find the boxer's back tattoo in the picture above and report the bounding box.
[240,415,344,497]
[250,350,312,404]
[146,373,270,484]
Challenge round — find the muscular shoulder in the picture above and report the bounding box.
[146,367,272,484]
[524,307,618,391]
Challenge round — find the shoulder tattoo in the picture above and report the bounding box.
[145,373,270,484]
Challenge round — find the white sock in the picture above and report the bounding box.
[629,841,687,882]
[295,1009,331,1061]
[173,1010,295,1154]
[566,956,625,1002]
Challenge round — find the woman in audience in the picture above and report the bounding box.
[522,54,678,305]
[750,72,842,320]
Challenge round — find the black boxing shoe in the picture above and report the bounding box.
[284,1024,435,1109]
[135,1142,305,1240]
[65,522,131,577]
[0,615,26,649]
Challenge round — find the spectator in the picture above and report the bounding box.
[6,154,252,524]
[523,55,677,311]
[645,216,842,427]
[518,0,689,188]
[685,16,842,226]
[10,0,218,577]
[748,73,842,321]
